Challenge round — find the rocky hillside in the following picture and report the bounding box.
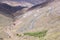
[0,0,60,40]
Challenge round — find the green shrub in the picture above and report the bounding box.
[24,30,47,38]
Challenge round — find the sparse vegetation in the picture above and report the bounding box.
[16,34,22,37]
[24,30,47,40]
[24,30,47,37]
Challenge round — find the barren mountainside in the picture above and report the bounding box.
[0,0,60,40]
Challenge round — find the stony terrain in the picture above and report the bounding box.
[0,0,60,40]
